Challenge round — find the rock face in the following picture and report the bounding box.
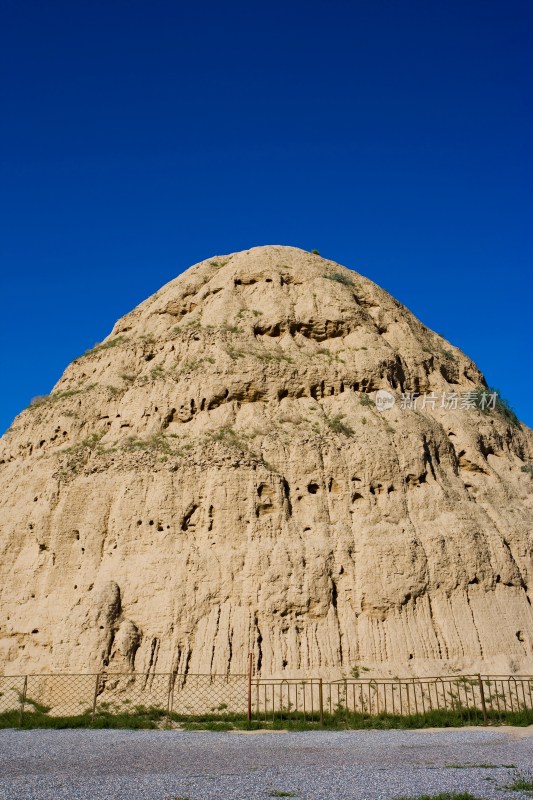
[1,245,532,678]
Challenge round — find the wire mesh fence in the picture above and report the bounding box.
[25,673,99,717]
[170,673,248,716]
[1,670,533,726]
[0,675,26,715]
[96,672,171,716]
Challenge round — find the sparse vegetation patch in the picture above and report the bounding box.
[349,665,370,679]
[325,271,355,286]
[28,385,96,410]
[442,349,456,360]
[149,365,165,380]
[325,414,353,436]
[124,433,172,455]
[396,794,482,800]
[4,706,533,732]
[80,335,127,358]
[62,431,106,456]
[505,769,533,790]
[472,386,521,428]
[180,356,216,372]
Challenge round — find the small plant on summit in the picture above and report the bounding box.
[311,249,320,255]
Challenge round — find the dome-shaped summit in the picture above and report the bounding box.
[1,246,532,677]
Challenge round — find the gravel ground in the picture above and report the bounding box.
[1,727,533,800]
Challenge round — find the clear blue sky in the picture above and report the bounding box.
[1,0,532,433]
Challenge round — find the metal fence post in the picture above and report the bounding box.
[344,678,348,721]
[19,676,28,727]
[247,652,253,724]
[91,673,100,724]
[478,673,488,724]
[166,673,175,728]
[319,678,324,727]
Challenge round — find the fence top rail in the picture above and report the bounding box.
[2,672,533,681]
[0,672,250,680]
[329,676,482,685]
[329,675,533,683]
